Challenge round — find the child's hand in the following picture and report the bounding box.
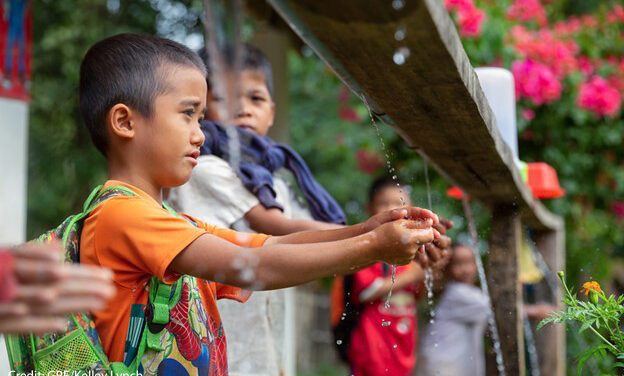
[0,242,116,334]
[363,207,440,233]
[372,219,435,265]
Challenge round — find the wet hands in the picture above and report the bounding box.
[372,218,437,265]
[363,206,440,232]
[0,242,116,334]
[417,218,454,269]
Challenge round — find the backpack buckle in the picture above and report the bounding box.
[144,302,167,333]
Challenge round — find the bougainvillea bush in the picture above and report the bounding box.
[444,0,624,283]
[446,0,624,372]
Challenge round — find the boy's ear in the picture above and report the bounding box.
[108,104,135,139]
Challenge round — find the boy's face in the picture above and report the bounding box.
[208,69,275,136]
[368,186,412,216]
[449,246,477,284]
[133,65,207,188]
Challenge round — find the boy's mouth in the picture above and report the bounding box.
[235,123,256,132]
[185,150,200,166]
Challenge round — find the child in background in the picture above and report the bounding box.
[169,43,345,376]
[417,244,490,376]
[74,33,441,375]
[341,176,426,376]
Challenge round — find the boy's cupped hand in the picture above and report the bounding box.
[362,207,440,233]
[371,218,437,265]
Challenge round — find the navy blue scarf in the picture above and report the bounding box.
[200,120,346,225]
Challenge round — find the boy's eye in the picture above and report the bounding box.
[183,109,195,117]
[251,96,265,102]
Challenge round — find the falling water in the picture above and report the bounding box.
[461,197,506,376]
[523,313,541,376]
[422,162,436,322]
[203,0,243,170]
[361,96,406,310]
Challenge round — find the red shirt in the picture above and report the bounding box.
[348,263,421,376]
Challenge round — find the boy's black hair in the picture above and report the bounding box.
[200,42,274,96]
[80,33,207,156]
[368,175,405,203]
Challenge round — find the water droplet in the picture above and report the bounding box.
[429,319,435,324]
[434,343,438,348]
[392,0,405,10]
[336,339,343,345]
[231,257,245,270]
[381,320,391,327]
[392,344,398,349]
[393,47,410,65]
[394,26,407,41]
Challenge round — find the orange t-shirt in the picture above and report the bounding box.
[80,180,268,374]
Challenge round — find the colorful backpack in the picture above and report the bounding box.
[329,274,359,363]
[5,185,184,375]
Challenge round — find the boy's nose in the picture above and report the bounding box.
[235,98,252,118]
[191,123,205,147]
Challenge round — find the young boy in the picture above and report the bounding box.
[168,43,345,375]
[340,176,426,376]
[77,33,441,375]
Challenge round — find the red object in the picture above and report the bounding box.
[347,263,421,376]
[0,248,17,302]
[527,162,566,199]
[447,186,468,200]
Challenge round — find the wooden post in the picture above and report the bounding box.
[533,228,566,376]
[487,204,525,376]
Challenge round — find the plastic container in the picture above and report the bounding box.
[446,186,467,200]
[527,162,566,199]
[475,67,519,161]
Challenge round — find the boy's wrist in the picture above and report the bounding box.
[362,231,383,263]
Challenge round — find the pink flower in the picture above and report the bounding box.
[512,29,578,77]
[507,0,547,26]
[512,59,562,105]
[338,106,362,123]
[607,5,624,24]
[458,6,486,37]
[444,0,474,12]
[356,149,384,175]
[521,108,535,121]
[578,56,594,76]
[577,76,622,117]
[612,201,624,220]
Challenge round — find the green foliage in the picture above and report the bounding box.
[27,1,159,237]
[540,272,624,374]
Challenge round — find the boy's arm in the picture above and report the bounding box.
[244,204,342,235]
[263,207,439,246]
[169,219,434,290]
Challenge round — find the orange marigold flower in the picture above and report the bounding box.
[581,281,602,296]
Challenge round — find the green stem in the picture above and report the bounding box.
[588,325,618,353]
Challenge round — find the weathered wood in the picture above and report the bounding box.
[533,228,566,376]
[487,205,525,376]
[266,0,562,232]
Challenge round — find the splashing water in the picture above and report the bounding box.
[424,267,435,323]
[462,197,506,376]
[523,313,541,376]
[392,0,405,11]
[393,47,410,65]
[394,25,407,41]
[362,95,406,312]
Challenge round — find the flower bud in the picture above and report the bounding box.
[589,290,599,304]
